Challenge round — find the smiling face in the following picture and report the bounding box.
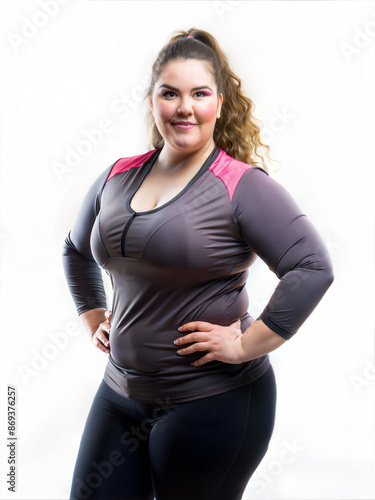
[149,58,223,154]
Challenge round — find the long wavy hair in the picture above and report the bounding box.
[144,28,275,171]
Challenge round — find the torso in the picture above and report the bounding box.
[130,149,215,212]
[91,145,270,402]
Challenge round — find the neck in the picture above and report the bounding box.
[156,140,216,171]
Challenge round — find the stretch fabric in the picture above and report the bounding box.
[70,364,277,500]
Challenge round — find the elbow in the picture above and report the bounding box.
[326,264,334,288]
[62,240,70,258]
[62,231,76,257]
[296,252,334,295]
[310,256,334,298]
[324,269,334,297]
[323,253,335,290]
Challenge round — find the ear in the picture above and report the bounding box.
[148,94,154,113]
[217,93,223,119]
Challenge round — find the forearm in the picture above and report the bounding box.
[240,319,287,362]
[234,167,334,343]
[63,236,108,315]
[79,308,108,337]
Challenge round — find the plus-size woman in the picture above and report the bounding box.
[63,28,334,500]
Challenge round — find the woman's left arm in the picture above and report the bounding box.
[175,167,334,366]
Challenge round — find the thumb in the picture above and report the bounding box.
[230,319,241,330]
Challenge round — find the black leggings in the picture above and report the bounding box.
[69,365,277,500]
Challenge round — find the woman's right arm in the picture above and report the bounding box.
[62,163,116,352]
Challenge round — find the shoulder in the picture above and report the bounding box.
[209,149,268,202]
[105,148,160,183]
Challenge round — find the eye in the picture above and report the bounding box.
[162,91,176,98]
[194,91,212,98]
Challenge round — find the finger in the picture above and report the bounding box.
[101,321,111,335]
[92,335,110,354]
[105,310,112,321]
[173,331,209,346]
[178,321,214,333]
[97,331,110,348]
[190,353,216,367]
[97,324,111,346]
[176,342,210,356]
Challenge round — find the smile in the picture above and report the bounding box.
[172,122,197,130]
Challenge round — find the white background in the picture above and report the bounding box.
[0,1,374,499]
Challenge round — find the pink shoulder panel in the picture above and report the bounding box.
[209,149,254,201]
[106,149,159,183]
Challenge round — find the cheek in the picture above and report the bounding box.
[196,101,218,122]
[154,101,175,120]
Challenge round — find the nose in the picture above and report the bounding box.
[177,95,193,116]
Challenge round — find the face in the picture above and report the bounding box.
[149,58,223,154]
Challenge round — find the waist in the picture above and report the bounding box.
[103,350,270,404]
[108,311,253,372]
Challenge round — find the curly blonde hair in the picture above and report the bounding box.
[145,28,274,172]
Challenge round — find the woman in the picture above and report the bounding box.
[62,28,334,500]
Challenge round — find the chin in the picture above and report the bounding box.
[167,137,200,151]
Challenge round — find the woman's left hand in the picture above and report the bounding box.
[174,320,247,367]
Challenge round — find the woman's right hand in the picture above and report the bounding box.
[90,310,112,354]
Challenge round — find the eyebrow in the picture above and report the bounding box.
[159,84,213,92]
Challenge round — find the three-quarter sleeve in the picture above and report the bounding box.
[62,164,114,315]
[232,167,334,340]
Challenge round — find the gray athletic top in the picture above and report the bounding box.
[62,144,334,403]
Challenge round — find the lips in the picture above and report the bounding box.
[172,121,197,130]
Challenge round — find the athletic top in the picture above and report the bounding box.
[62,144,334,403]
